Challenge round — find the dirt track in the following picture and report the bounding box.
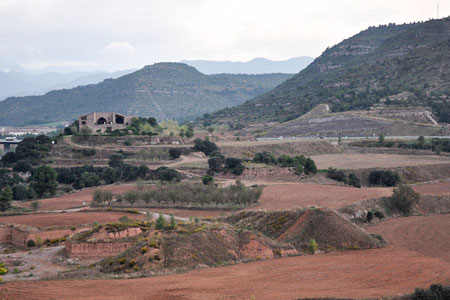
[4,247,450,300]
[15,185,136,211]
[369,214,450,262]
[0,211,144,228]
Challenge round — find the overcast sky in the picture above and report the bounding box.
[0,0,448,73]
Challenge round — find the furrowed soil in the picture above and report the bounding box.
[257,183,392,210]
[4,247,450,300]
[15,184,136,211]
[368,214,450,262]
[412,181,450,196]
[0,211,144,228]
[310,153,450,170]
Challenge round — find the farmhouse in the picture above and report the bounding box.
[78,112,134,133]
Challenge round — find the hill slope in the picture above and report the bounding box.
[182,56,314,74]
[0,63,292,126]
[208,18,450,127]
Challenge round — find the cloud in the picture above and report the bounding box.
[104,42,136,56]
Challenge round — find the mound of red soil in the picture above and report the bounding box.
[227,209,382,251]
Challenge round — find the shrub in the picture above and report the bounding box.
[348,173,361,188]
[156,213,166,230]
[309,238,318,254]
[253,152,276,165]
[369,170,400,187]
[124,140,132,146]
[12,184,29,201]
[102,167,117,184]
[193,138,218,156]
[0,186,12,212]
[327,168,346,182]
[366,211,373,222]
[31,201,39,212]
[202,175,214,185]
[155,167,181,182]
[304,158,317,174]
[388,185,420,215]
[108,154,125,169]
[411,284,450,300]
[209,150,225,161]
[26,239,36,248]
[168,148,182,159]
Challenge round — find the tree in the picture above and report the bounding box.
[209,150,225,162]
[208,157,223,173]
[155,167,181,182]
[169,148,182,159]
[0,186,12,212]
[12,185,29,200]
[30,165,57,197]
[63,127,73,135]
[147,117,157,127]
[378,133,385,144]
[304,158,317,174]
[79,126,92,137]
[185,130,194,138]
[108,153,124,169]
[417,135,425,143]
[388,185,420,215]
[102,167,117,184]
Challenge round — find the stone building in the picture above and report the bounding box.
[78,112,134,133]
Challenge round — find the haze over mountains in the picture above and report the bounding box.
[207,17,450,127]
[0,70,134,101]
[182,57,314,74]
[0,63,293,126]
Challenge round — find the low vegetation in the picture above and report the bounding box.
[326,168,361,188]
[368,170,400,187]
[352,136,450,154]
[252,151,318,175]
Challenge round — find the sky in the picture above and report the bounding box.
[0,0,448,73]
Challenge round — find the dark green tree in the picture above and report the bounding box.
[0,186,13,211]
[30,165,57,197]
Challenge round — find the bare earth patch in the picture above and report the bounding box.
[310,153,449,170]
[4,247,450,300]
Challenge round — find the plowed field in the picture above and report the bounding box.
[0,211,144,228]
[4,247,450,300]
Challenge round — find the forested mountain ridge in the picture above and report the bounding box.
[0,63,292,126]
[206,18,450,126]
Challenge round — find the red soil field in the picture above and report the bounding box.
[257,183,392,210]
[0,211,144,228]
[413,181,450,196]
[369,214,450,262]
[15,184,136,211]
[4,247,450,300]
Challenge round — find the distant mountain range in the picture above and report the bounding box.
[0,70,134,101]
[182,57,314,74]
[207,17,450,126]
[0,63,293,126]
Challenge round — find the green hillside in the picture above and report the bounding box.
[207,18,450,126]
[0,63,293,126]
